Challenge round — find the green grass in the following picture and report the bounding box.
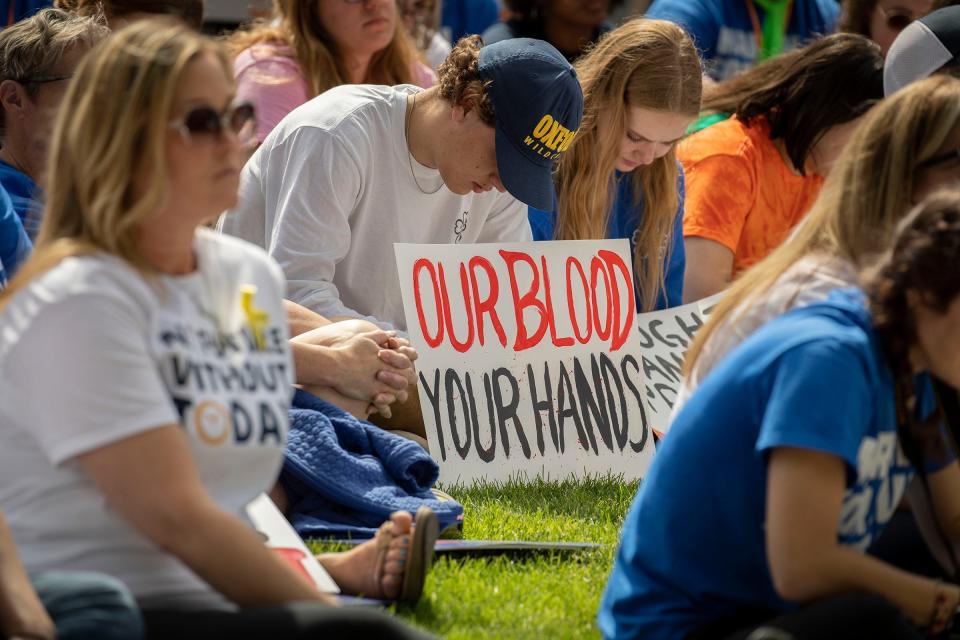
[311,475,638,639]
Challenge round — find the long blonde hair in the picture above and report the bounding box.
[684,75,960,372]
[228,0,421,99]
[0,19,231,308]
[554,19,701,311]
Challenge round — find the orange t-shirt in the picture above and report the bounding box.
[678,116,825,274]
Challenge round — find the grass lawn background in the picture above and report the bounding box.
[310,475,638,639]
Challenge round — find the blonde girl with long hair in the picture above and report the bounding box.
[529,18,702,311]
[675,75,960,415]
[0,19,433,638]
[229,0,435,143]
[602,187,960,640]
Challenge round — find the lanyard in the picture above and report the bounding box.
[745,0,793,62]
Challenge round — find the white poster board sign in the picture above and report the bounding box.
[635,293,723,436]
[396,240,654,485]
[245,493,339,593]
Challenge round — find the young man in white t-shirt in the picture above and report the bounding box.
[219,35,584,335]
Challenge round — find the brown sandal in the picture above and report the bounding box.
[398,506,438,603]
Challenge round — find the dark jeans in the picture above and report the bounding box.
[143,602,434,640]
[32,571,144,640]
[686,593,923,640]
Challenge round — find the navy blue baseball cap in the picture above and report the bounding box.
[478,38,584,211]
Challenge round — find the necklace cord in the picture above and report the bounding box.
[405,92,445,196]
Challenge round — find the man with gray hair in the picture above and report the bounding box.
[0,7,107,238]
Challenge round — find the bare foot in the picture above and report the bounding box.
[316,511,412,599]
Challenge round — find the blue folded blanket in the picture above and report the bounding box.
[281,390,464,539]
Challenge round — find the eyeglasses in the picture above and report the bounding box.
[918,148,960,170]
[168,101,256,145]
[878,5,916,32]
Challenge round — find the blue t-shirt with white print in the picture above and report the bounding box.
[646,0,840,80]
[598,288,948,640]
[0,185,32,288]
[528,168,685,311]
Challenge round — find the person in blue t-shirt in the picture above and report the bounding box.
[441,0,499,43]
[482,0,622,62]
[0,0,52,24]
[528,18,700,311]
[646,0,840,81]
[0,185,30,288]
[0,8,107,239]
[599,190,960,640]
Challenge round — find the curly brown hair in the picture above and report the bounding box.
[868,188,960,469]
[436,35,495,127]
[865,187,960,574]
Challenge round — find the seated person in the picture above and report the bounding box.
[530,18,701,310]
[679,33,883,302]
[600,189,960,640]
[441,0,500,44]
[400,0,452,69]
[482,0,623,62]
[678,75,960,410]
[0,186,30,286]
[0,20,435,638]
[0,8,107,238]
[54,0,203,29]
[2,1,54,24]
[229,0,436,144]
[0,508,143,640]
[883,4,960,94]
[219,35,582,336]
[220,36,582,433]
[838,0,955,57]
[646,0,840,81]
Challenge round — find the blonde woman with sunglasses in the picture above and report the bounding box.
[0,20,433,639]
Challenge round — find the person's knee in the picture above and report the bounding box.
[34,571,145,640]
[769,592,919,640]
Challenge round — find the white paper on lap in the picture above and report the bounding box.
[245,493,340,594]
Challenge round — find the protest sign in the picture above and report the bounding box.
[395,240,654,485]
[635,293,723,436]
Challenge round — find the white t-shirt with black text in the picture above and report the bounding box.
[0,229,294,611]
[220,84,532,334]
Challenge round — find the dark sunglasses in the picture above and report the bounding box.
[918,148,960,170]
[878,6,916,32]
[168,101,256,143]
